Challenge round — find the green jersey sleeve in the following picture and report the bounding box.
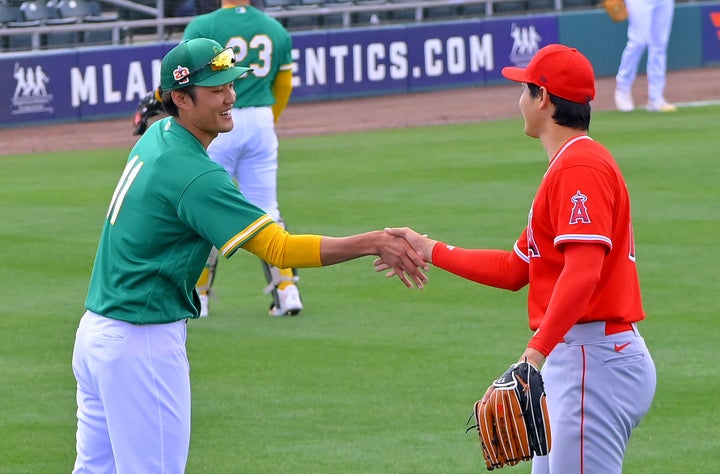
[178,169,272,256]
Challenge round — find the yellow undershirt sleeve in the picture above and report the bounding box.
[241,222,323,268]
[271,69,293,122]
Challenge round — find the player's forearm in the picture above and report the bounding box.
[241,226,404,266]
[244,226,405,268]
[528,243,605,356]
[431,244,528,290]
[527,269,598,356]
[321,232,428,289]
[274,232,390,267]
[318,232,392,265]
[244,225,426,288]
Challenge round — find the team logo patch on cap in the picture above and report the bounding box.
[173,65,191,85]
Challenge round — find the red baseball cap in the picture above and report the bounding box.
[501,44,595,104]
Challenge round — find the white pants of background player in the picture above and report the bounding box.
[531,322,656,474]
[205,106,300,315]
[616,0,675,104]
[72,311,190,473]
[209,106,280,221]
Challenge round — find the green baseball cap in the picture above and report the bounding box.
[160,38,252,91]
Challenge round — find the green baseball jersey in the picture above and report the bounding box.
[183,5,293,108]
[85,117,272,324]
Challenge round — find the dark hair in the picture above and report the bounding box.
[161,85,197,117]
[527,83,591,131]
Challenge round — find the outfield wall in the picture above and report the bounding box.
[1,2,718,129]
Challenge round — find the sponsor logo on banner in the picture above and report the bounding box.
[12,62,54,115]
[711,11,720,40]
[508,23,542,67]
[701,6,720,64]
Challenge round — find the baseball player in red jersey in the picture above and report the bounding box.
[377,44,656,473]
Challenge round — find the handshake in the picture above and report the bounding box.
[374,227,437,289]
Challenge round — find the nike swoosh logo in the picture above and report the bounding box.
[614,342,631,352]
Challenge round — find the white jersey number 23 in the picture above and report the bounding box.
[226,35,273,78]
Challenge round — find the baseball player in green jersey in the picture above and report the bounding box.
[73,38,427,473]
[186,0,298,318]
[134,0,299,318]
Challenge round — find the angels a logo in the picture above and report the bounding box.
[11,62,54,115]
[569,190,591,224]
[509,23,542,67]
[173,65,191,84]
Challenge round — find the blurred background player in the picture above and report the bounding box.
[614,0,677,112]
[134,0,299,317]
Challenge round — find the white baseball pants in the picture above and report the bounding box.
[616,0,675,103]
[208,106,280,220]
[72,311,191,473]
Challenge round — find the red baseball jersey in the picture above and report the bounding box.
[514,135,645,346]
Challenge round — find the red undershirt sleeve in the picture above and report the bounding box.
[431,242,529,291]
[527,242,606,356]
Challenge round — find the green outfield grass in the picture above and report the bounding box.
[1,105,718,473]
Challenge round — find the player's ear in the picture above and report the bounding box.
[537,87,552,109]
[538,86,547,101]
[171,90,191,110]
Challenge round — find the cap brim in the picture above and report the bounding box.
[501,66,529,84]
[195,66,253,87]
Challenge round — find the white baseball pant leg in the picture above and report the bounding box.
[645,0,675,103]
[208,106,280,220]
[72,311,191,474]
[531,322,656,474]
[616,0,675,102]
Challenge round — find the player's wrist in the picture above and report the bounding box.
[430,241,449,264]
[519,348,545,370]
[421,238,436,262]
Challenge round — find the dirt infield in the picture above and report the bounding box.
[1,67,718,156]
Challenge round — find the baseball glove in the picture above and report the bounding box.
[604,0,628,22]
[132,87,164,135]
[467,361,551,471]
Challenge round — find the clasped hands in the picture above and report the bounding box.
[376,227,436,289]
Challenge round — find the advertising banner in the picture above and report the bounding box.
[291,26,411,100]
[1,15,556,128]
[0,3,711,128]
[290,16,558,98]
